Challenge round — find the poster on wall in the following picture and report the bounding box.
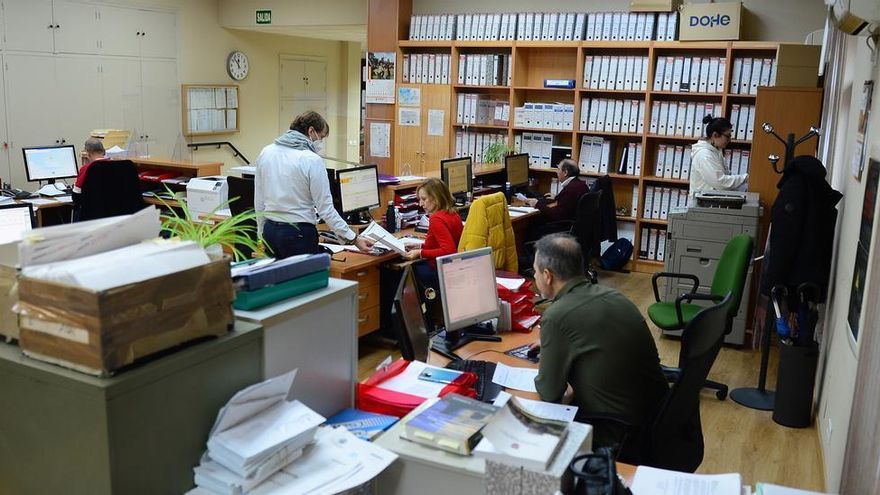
[848,158,880,340]
[851,81,873,181]
[366,52,396,104]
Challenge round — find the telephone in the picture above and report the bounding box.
[1,187,33,200]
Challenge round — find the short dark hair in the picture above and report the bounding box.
[559,159,579,179]
[290,111,329,136]
[534,233,584,282]
[703,114,732,138]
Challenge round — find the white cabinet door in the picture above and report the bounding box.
[99,58,142,135]
[52,1,99,54]
[3,0,55,53]
[138,9,176,59]
[140,59,179,158]
[279,99,326,135]
[55,55,103,149]
[304,60,327,101]
[97,4,140,57]
[280,59,306,100]
[0,55,8,185]
[4,54,58,187]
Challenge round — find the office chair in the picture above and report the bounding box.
[647,234,754,400]
[227,176,257,258]
[74,159,145,221]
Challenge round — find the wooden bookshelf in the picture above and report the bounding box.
[381,1,821,273]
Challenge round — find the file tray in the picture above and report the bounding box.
[233,269,330,311]
[232,253,330,292]
[15,258,234,376]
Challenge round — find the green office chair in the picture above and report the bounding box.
[647,234,754,400]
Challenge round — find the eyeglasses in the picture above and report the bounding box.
[722,133,733,139]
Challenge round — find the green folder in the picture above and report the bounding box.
[233,269,330,310]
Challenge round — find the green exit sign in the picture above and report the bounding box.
[255,9,272,25]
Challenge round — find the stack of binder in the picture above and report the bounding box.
[513,102,574,130]
[577,136,612,173]
[654,56,727,93]
[616,142,643,176]
[731,57,777,95]
[643,186,688,221]
[654,144,693,180]
[409,14,456,41]
[723,148,752,176]
[457,94,510,126]
[514,132,554,167]
[729,104,756,141]
[457,54,512,87]
[583,55,649,91]
[640,226,668,262]
[649,100,715,138]
[402,53,451,84]
[585,11,677,41]
[457,13,519,41]
[232,253,331,310]
[580,97,646,134]
[455,130,506,164]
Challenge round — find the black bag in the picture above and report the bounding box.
[570,452,633,495]
[600,238,634,271]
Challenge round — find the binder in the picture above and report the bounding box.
[656,230,667,261]
[626,12,638,40]
[666,101,678,136]
[599,56,611,90]
[639,227,650,259]
[611,12,622,41]
[672,145,683,179]
[586,13,596,41]
[619,12,629,41]
[671,56,684,92]
[730,149,741,175]
[656,144,667,177]
[681,146,692,179]
[627,100,640,133]
[680,56,692,92]
[615,57,627,90]
[658,101,670,136]
[648,228,658,259]
[631,184,639,218]
[608,57,620,91]
[660,187,671,219]
[759,58,773,88]
[731,58,744,94]
[675,101,687,136]
[662,56,675,91]
[666,11,678,40]
[735,104,748,140]
[625,143,636,175]
[601,12,612,40]
[739,58,753,95]
[634,143,642,175]
[564,104,574,130]
[707,57,719,93]
[698,60,710,93]
[741,150,751,174]
[409,16,417,40]
[428,54,436,84]
[645,13,655,41]
[635,13,646,41]
[657,13,668,41]
[649,101,661,134]
[574,13,586,40]
[583,56,594,88]
[588,98,600,130]
[590,56,602,89]
[652,187,663,218]
[612,100,624,133]
[653,57,667,92]
[746,105,755,141]
[633,57,644,91]
[599,140,611,173]
[684,102,696,137]
[729,104,741,139]
[233,254,330,292]
[716,57,727,93]
[516,13,525,40]
[596,99,609,131]
[401,55,409,83]
[644,186,655,218]
[749,58,762,94]
[664,145,675,178]
[689,57,702,93]
[637,100,646,133]
[769,59,778,86]
[541,133,553,167]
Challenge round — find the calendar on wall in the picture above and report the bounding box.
[182,84,240,136]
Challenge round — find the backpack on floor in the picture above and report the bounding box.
[600,238,634,271]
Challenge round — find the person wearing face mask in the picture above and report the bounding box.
[255,111,374,258]
[689,115,749,198]
[529,233,668,457]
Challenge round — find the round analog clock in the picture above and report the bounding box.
[226,51,249,81]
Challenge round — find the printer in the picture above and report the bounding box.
[662,191,762,345]
[186,176,228,217]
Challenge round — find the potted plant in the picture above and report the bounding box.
[483,140,515,165]
[158,189,265,261]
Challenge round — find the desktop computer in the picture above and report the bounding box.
[336,164,380,224]
[22,145,79,196]
[0,203,35,245]
[431,247,502,360]
[440,157,472,205]
[504,153,530,190]
[391,265,434,362]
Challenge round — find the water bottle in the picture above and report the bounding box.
[394,207,402,231]
[466,191,473,205]
[504,181,513,204]
[385,201,397,233]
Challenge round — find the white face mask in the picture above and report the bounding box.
[312,138,325,155]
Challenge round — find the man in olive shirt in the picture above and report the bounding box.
[531,233,668,453]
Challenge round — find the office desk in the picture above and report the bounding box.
[130,157,222,177]
[0,321,264,495]
[15,196,74,226]
[234,278,359,417]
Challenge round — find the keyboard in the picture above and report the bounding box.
[444,359,502,402]
[505,344,539,364]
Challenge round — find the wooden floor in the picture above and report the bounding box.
[358,270,825,491]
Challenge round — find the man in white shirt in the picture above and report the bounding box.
[255,111,373,258]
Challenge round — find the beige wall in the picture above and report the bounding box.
[217,0,366,28]
[412,0,826,42]
[818,33,880,492]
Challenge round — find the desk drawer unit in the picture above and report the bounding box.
[338,266,381,336]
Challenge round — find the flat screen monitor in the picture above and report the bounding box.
[226,176,255,216]
[440,157,473,197]
[438,247,500,331]
[22,145,78,183]
[0,203,35,244]
[504,153,530,188]
[337,164,380,215]
[392,266,432,362]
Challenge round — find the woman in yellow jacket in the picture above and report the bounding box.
[458,192,518,272]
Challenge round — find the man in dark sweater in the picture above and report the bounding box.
[531,233,669,454]
[525,159,589,223]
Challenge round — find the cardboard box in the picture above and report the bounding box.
[774,44,822,88]
[0,264,18,342]
[89,129,131,150]
[679,2,742,41]
[16,259,234,376]
[630,0,681,12]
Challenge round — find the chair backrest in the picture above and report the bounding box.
[459,192,517,272]
[709,234,753,317]
[77,159,144,221]
[645,292,732,472]
[227,176,255,216]
[570,190,602,260]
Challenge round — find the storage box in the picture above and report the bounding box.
[630,0,681,12]
[679,2,742,41]
[0,264,18,342]
[774,44,822,88]
[16,258,234,376]
[89,129,131,150]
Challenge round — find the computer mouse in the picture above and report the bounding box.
[526,346,540,359]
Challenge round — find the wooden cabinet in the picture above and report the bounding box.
[330,253,395,337]
[395,84,451,175]
[96,6,176,59]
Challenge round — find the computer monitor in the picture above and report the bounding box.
[336,164,380,224]
[440,157,473,201]
[0,203,35,244]
[431,247,502,360]
[392,266,433,362]
[504,153,530,188]
[22,145,78,183]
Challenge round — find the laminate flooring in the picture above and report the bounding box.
[357,270,825,491]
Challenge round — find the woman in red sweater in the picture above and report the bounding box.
[403,178,463,265]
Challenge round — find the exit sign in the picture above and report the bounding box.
[255,9,272,25]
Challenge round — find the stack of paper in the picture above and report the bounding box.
[631,466,742,495]
[192,372,327,494]
[361,221,408,255]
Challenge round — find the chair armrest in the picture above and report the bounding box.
[575,411,634,461]
[673,292,726,327]
[651,272,700,302]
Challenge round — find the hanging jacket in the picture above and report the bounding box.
[689,140,748,196]
[459,192,518,272]
[761,155,842,303]
[591,175,618,243]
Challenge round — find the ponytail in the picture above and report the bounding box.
[703,114,732,139]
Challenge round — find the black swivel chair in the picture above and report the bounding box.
[227,176,257,258]
[74,159,145,221]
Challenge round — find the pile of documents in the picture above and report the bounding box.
[404,393,498,455]
[192,372,398,495]
[231,253,331,310]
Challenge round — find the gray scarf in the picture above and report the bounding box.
[274,130,316,152]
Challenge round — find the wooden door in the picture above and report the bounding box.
[395,85,422,176]
[418,84,451,176]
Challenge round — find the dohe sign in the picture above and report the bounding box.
[679,2,742,41]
